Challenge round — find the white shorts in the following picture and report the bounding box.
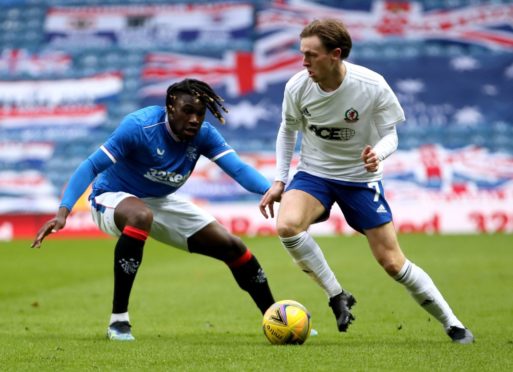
[90,192,216,251]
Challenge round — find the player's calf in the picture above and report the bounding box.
[228,249,275,314]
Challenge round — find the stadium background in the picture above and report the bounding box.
[1,0,513,240]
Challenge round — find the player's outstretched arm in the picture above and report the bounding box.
[31,206,70,248]
[30,148,113,248]
[215,151,271,195]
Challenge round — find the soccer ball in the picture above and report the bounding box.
[262,300,312,345]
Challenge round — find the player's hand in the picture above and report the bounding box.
[259,181,285,219]
[31,207,69,248]
[361,145,380,172]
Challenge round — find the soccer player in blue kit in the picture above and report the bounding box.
[259,19,474,344]
[31,79,276,341]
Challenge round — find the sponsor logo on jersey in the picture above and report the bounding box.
[344,108,359,123]
[144,168,191,187]
[302,107,311,117]
[308,124,355,141]
[156,147,165,156]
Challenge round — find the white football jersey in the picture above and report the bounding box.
[282,61,405,182]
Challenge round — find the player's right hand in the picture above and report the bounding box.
[259,181,285,219]
[31,214,67,248]
[361,145,380,172]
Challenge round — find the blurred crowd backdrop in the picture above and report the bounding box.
[1,0,513,238]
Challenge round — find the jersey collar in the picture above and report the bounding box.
[165,111,182,142]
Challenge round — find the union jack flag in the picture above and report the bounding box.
[384,145,513,198]
[141,33,302,97]
[260,0,513,50]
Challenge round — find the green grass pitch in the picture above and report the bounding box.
[1,234,512,371]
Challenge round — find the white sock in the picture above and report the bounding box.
[280,231,342,298]
[395,259,464,330]
[110,312,129,325]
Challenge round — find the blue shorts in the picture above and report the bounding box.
[286,171,393,233]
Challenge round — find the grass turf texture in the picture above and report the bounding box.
[1,234,512,371]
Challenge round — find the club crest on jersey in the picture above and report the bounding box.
[186,146,198,161]
[344,108,359,123]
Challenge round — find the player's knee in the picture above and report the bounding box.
[225,234,246,258]
[190,226,246,262]
[217,235,247,262]
[202,230,249,263]
[276,220,303,238]
[379,257,403,276]
[127,208,153,231]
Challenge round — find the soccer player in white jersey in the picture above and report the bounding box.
[32,79,276,341]
[259,19,473,344]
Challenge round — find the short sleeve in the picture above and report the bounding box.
[373,78,405,127]
[102,114,142,161]
[281,82,303,130]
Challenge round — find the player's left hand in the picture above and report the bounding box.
[361,145,379,172]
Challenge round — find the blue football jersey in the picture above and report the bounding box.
[92,105,233,198]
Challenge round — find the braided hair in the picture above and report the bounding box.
[166,79,228,124]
